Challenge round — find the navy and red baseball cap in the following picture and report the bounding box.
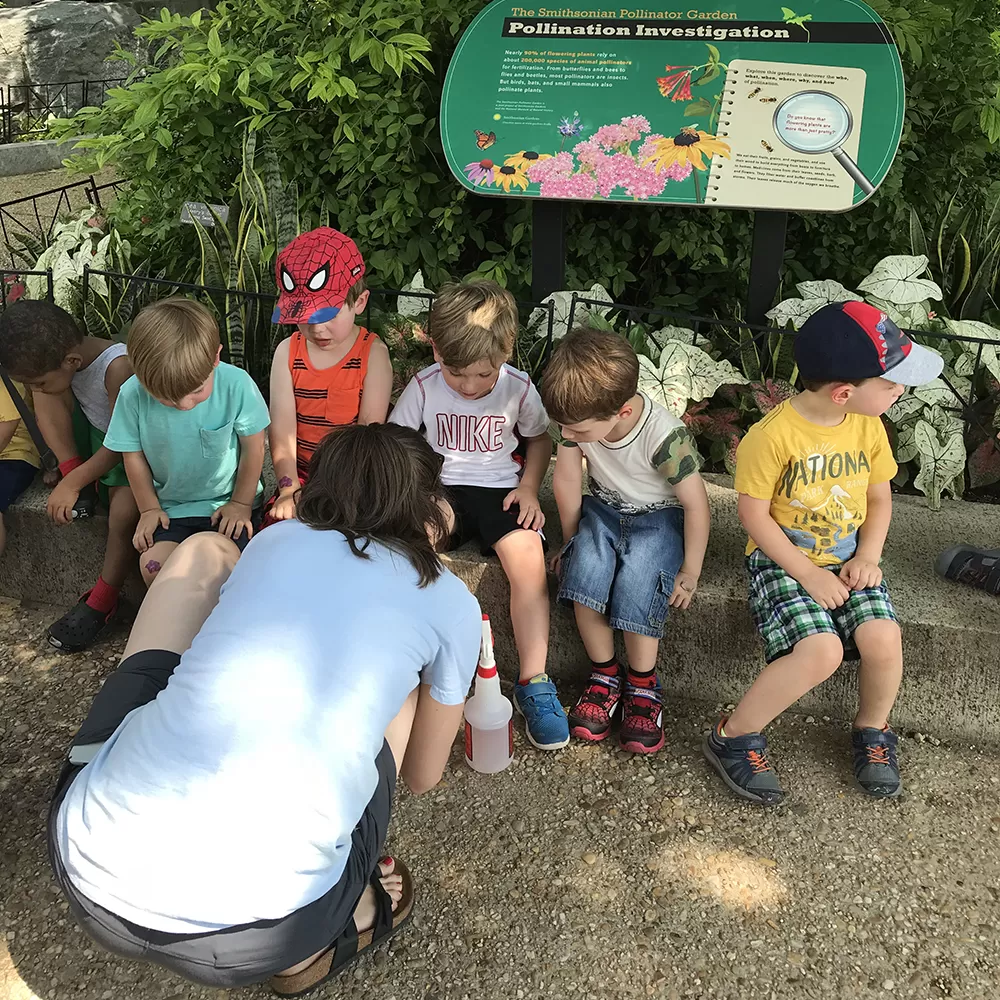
[794,301,943,386]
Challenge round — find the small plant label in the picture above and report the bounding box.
[180,202,230,226]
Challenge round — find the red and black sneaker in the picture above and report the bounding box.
[568,670,621,742]
[619,681,665,754]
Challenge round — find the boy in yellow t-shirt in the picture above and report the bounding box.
[0,377,40,560]
[704,302,943,806]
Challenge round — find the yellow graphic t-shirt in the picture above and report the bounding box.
[735,400,897,567]
[0,378,40,468]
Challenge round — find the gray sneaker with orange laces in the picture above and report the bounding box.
[703,718,785,806]
[851,726,901,798]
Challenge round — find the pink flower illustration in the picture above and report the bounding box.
[574,138,608,169]
[527,151,574,184]
[595,153,637,197]
[662,160,694,180]
[539,172,599,199]
[623,162,667,199]
[464,159,495,186]
[621,115,651,134]
[639,134,666,160]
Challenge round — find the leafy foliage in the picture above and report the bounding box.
[49,0,1000,316]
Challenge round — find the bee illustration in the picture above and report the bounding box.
[474,129,497,150]
[747,87,762,99]
[760,139,774,152]
[759,96,777,103]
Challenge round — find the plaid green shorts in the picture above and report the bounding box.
[747,549,897,663]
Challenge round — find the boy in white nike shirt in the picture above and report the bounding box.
[390,280,569,751]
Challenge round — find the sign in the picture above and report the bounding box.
[440,0,904,212]
[180,202,230,227]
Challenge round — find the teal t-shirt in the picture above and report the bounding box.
[105,363,270,519]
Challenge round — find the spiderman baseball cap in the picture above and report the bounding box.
[271,227,365,325]
[794,301,943,386]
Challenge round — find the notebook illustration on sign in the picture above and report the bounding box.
[707,59,869,213]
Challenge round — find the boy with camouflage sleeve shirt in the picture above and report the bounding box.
[542,328,710,754]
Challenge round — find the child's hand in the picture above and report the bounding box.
[134,508,169,552]
[213,501,254,541]
[43,469,61,488]
[669,569,700,610]
[548,547,566,575]
[503,486,545,531]
[270,491,297,522]
[47,480,80,525]
[839,557,883,591]
[802,567,851,610]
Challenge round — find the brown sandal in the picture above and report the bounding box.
[270,859,415,997]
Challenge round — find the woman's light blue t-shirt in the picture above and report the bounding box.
[105,363,270,518]
[55,521,482,933]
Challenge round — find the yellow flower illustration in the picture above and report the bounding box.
[493,163,530,192]
[642,126,731,173]
[504,150,552,171]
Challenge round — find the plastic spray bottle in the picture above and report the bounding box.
[464,614,514,773]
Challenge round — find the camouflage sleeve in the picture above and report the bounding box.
[651,426,702,485]
[548,420,578,448]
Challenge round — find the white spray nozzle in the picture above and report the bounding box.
[479,614,495,668]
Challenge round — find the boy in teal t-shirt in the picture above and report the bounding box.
[105,298,270,586]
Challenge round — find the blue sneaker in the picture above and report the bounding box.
[513,674,570,750]
[703,718,785,806]
[852,727,902,798]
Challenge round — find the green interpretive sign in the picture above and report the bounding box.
[440,0,905,212]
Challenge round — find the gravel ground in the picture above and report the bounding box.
[2,598,999,1000]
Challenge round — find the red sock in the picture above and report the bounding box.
[591,657,620,677]
[86,576,120,615]
[626,668,658,688]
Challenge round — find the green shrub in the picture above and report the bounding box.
[55,0,1000,313]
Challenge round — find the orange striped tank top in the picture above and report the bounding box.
[289,327,375,479]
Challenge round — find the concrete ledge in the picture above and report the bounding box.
[0,137,92,177]
[2,471,998,739]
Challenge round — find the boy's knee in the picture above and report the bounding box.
[855,619,903,664]
[797,633,844,683]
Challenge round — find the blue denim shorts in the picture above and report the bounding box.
[557,495,685,638]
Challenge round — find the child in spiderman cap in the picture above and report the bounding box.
[704,301,943,806]
[267,228,393,521]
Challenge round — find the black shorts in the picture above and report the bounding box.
[447,484,544,555]
[0,458,37,512]
[47,648,395,988]
[151,511,263,553]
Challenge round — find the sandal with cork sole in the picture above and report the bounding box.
[270,859,415,998]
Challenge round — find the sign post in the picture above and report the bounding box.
[441,0,904,316]
[531,200,567,300]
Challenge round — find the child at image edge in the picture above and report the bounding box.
[104,298,270,586]
[390,280,570,751]
[267,227,392,520]
[0,300,139,652]
[704,301,943,805]
[542,328,711,753]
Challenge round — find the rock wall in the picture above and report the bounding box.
[0,1,144,106]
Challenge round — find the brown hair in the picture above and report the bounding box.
[344,276,367,310]
[0,300,83,379]
[296,423,449,587]
[429,280,517,369]
[127,297,220,401]
[540,327,640,425]
[799,377,869,392]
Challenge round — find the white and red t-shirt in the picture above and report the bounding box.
[389,363,549,488]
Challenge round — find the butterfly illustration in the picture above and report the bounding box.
[474,129,497,150]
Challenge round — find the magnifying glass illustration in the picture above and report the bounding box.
[772,90,875,196]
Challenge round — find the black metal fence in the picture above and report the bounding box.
[4,262,999,491]
[0,78,126,144]
[0,176,126,268]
